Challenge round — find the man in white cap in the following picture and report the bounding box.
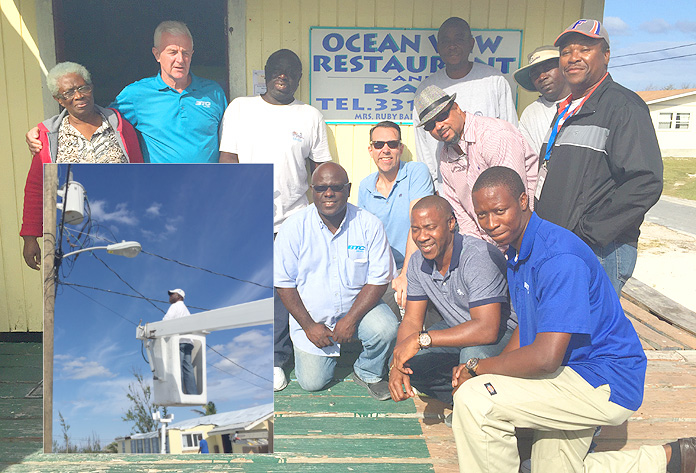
[162,288,197,394]
[413,84,537,248]
[513,46,571,155]
[535,19,663,296]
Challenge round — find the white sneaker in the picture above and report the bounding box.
[273,367,288,392]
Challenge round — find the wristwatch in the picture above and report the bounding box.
[465,357,480,377]
[417,331,432,349]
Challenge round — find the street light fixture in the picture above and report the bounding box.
[62,241,142,259]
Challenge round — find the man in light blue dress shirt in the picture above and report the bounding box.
[275,163,398,400]
[358,121,434,316]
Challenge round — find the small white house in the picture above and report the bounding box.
[636,89,696,158]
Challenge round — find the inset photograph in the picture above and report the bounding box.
[43,164,273,454]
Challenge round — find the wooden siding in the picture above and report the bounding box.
[244,0,604,203]
[0,0,48,332]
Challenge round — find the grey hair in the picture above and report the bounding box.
[154,20,193,49]
[46,62,91,97]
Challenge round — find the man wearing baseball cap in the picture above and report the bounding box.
[162,288,197,394]
[413,84,537,248]
[534,19,663,296]
[513,45,571,155]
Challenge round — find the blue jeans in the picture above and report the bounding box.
[590,241,637,296]
[404,320,514,405]
[293,301,398,392]
[273,287,293,369]
[180,343,197,395]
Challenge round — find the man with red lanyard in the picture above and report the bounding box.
[535,19,663,296]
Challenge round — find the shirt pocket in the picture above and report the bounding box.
[345,258,368,288]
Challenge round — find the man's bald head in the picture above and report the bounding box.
[312,161,348,184]
[412,195,455,221]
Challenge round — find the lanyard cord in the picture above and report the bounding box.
[543,72,609,165]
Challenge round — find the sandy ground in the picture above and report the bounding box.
[633,221,696,312]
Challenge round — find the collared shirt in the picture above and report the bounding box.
[55,114,128,164]
[439,113,538,246]
[162,300,193,345]
[506,213,646,411]
[413,63,519,189]
[111,73,227,163]
[358,160,434,267]
[406,232,512,329]
[274,203,396,356]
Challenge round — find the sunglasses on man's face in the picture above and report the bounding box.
[312,183,350,193]
[423,105,453,132]
[370,140,401,150]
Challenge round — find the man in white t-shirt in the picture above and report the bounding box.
[414,17,518,188]
[513,46,571,155]
[219,49,332,392]
[162,288,197,395]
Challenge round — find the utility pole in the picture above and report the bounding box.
[43,164,57,453]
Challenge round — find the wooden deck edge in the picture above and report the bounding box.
[623,278,696,336]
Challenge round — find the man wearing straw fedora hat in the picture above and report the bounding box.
[413,84,537,248]
[513,45,571,155]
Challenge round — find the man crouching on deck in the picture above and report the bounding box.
[388,195,515,407]
[449,165,696,473]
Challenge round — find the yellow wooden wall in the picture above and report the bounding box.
[0,0,47,332]
[244,0,604,203]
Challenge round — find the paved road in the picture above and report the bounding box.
[645,195,696,236]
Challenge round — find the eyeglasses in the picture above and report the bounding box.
[370,140,401,150]
[312,183,350,193]
[423,104,453,132]
[57,84,93,100]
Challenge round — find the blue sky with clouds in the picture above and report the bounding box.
[604,0,696,91]
[50,163,273,448]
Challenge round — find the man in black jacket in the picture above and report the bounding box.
[535,19,663,295]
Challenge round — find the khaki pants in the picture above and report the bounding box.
[452,366,666,473]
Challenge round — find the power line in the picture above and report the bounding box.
[141,250,272,289]
[64,284,138,327]
[92,253,165,314]
[611,52,696,69]
[612,42,696,59]
[207,363,271,391]
[206,344,272,383]
[58,282,211,311]
[63,229,272,290]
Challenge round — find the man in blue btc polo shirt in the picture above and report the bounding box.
[448,165,695,473]
[111,20,226,163]
[27,21,226,163]
[274,162,398,400]
[358,120,434,315]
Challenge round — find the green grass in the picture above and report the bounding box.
[662,156,696,201]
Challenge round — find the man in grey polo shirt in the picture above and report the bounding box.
[388,195,516,406]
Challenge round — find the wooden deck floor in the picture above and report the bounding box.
[2,289,696,472]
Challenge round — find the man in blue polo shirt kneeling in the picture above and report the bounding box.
[448,165,696,473]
